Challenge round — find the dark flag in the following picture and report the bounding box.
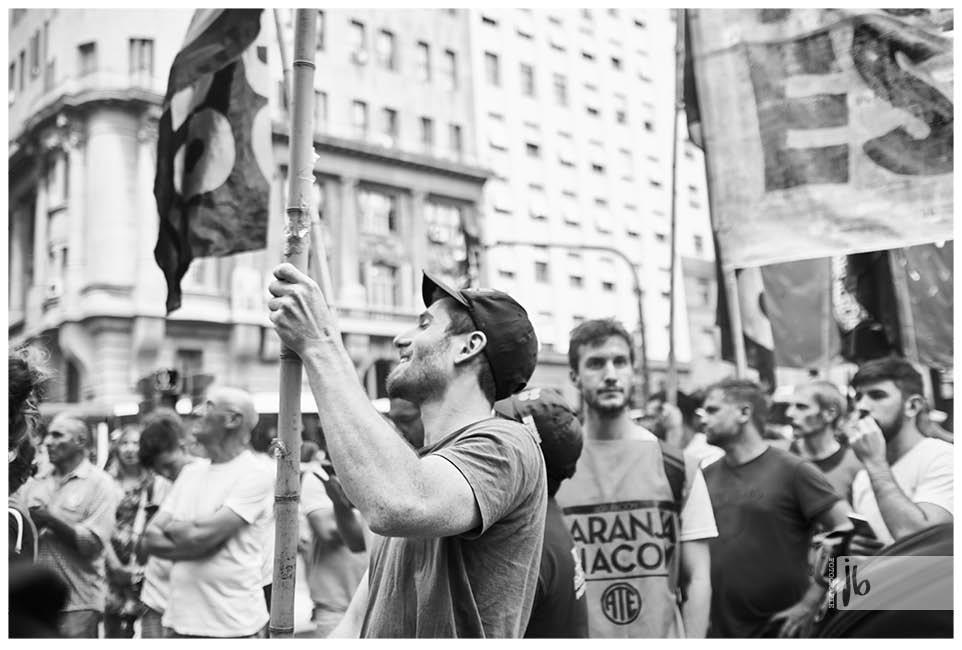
[154,9,271,314]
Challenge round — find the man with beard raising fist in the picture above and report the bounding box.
[555,319,717,638]
[268,265,546,638]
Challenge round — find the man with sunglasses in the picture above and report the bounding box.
[141,387,274,638]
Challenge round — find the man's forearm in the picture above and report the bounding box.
[300,344,431,531]
[865,460,931,539]
[39,513,87,556]
[681,576,711,638]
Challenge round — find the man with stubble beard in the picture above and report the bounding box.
[268,266,546,638]
[555,319,717,639]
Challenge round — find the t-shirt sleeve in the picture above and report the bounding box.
[679,464,718,542]
[432,421,542,539]
[299,471,333,517]
[793,458,842,523]
[77,476,121,551]
[158,463,199,518]
[912,443,954,514]
[224,461,274,523]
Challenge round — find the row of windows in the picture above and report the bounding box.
[318,12,459,90]
[339,97,463,156]
[9,36,154,102]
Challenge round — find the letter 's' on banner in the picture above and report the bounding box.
[688,9,953,269]
[154,9,271,314]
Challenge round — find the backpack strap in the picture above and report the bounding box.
[658,440,686,509]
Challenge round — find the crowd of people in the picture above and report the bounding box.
[7,265,954,638]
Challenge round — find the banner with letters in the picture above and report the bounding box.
[688,9,953,269]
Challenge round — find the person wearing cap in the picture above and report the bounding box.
[495,387,589,638]
[23,414,121,637]
[557,318,718,638]
[268,264,547,638]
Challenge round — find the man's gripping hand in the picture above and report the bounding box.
[268,263,337,356]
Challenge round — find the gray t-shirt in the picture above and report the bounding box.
[361,417,547,638]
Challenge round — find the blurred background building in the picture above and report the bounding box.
[7,8,726,416]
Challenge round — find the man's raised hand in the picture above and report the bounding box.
[268,262,336,356]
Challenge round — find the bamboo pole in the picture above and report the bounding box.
[666,8,685,405]
[723,267,749,377]
[273,9,291,107]
[889,248,920,363]
[269,9,317,639]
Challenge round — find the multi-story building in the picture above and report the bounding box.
[464,8,722,401]
[8,8,488,411]
[8,7,722,414]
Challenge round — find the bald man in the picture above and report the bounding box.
[142,387,274,638]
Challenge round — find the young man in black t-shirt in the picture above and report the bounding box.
[496,387,589,638]
[700,379,852,638]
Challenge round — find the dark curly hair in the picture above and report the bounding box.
[9,345,52,492]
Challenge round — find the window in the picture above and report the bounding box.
[581,50,595,62]
[314,90,328,130]
[29,31,40,78]
[600,257,617,291]
[534,261,550,283]
[561,191,580,225]
[18,51,25,90]
[525,142,541,158]
[77,42,96,77]
[358,188,397,234]
[688,184,698,193]
[420,116,434,152]
[129,38,154,76]
[619,149,634,180]
[349,20,366,62]
[553,73,568,106]
[685,146,695,160]
[449,123,463,158]
[694,234,705,255]
[424,201,462,245]
[528,184,548,220]
[557,132,575,166]
[644,120,655,132]
[590,141,606,174]
[484,51,500,86]
[381,107,398,144]
[487,112,507,149]
[498,269,516,280]
[352,100,368,139]
[482,15,498,26]
[611,56,622,70]
[376,30,396,70]
[614,94,628,124]
[586,106,600,118]
[696,278,712,305]
[655,232,667,243]
[368,263,398,308]
[8,62,15,101]
[316,11,326,51]
[443,49,457,91]
[594,198,613,233]
[649,178,663,188]
[570,274,584,288]
[416,41,430,81]
[520,63,535,97]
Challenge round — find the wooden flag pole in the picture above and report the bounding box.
[666,8,685,406]
[723,267,749,378]
[889,248,920,364]
[269,9,317,639]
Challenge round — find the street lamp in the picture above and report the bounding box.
[483,240,650,404]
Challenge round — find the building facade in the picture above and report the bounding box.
[8,8,723,412]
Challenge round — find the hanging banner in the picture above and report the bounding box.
[688,9,953,269]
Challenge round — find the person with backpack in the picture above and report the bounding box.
[556,319,717,638]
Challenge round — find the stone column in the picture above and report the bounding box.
[338,176,365,306]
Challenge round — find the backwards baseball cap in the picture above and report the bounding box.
[494,387,583,483]
[422,271,538,401]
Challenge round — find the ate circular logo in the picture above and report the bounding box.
[601,582,643,625]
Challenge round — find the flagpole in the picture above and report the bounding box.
[270,9,317,639]
[273,9,291,107]
[722,267,749,377]
[822,258,833,377]
[889,248,920,364]
[666,8,685,406]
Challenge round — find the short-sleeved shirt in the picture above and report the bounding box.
[554,427,718,638]
[360,417,547,638]
[704,446,840,638]
[300,471,368,615]
[852,437,954,546]
[160,450,274,637]
[24,458,120,612]
[789,440,863,505]
[524,497,588,638]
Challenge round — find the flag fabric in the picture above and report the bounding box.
[154,9,271,314]
[687,8,953,269]
[897,241,953,369]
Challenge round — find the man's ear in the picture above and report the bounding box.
[738,404,752,424]
[904,394,925,420]
[454,331,487,365]
[569,368,580,387]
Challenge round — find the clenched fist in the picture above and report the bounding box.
[268,263,337,356]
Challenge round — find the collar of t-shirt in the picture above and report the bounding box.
[57,457,93,485]
[418,417,501,458]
